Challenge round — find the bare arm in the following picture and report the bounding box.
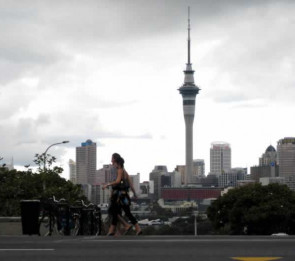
[102,168,123,189]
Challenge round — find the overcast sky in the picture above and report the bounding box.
[1,0,294,182]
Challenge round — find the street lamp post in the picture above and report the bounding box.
[193,210,198,236]
[43,141,69,171]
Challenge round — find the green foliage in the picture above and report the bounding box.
[149,202,174,220]
[0,154,87,216]
[207,183,295,235]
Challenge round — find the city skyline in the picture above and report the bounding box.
[1,1,294,182]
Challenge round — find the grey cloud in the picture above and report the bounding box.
[1,0,292,86]
[198,1,295,104]
[0,84,34,119]
[0,3,71,85]
[14,115,51,145]
[1,0,284,56]
[15,118,38,144]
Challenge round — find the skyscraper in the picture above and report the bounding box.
[178,7,200,185]
[277,137,295,178]
[250,145,279,182]
[210,142,231,176]
[149,165,168,200]
[193,159,205,177]
[69,159,76,184]
[130,173,140,196]
[259,145,277,167]
[76,139,97,185]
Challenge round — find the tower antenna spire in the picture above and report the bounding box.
[188,6,191,65]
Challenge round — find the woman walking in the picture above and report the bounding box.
[103,154,142,236]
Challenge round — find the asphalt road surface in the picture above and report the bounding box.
[0,235,294,261]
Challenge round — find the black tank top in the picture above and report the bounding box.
[112,169,130,191]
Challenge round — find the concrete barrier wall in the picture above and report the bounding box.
[0,221,22,235]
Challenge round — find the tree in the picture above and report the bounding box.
[0,154,87,216]
[149,202,174,220]
[207,183,295,235]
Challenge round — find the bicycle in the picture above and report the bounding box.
[39,196,69,236]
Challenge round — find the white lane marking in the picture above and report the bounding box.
[81,238,295,243]
[0,249,55,251]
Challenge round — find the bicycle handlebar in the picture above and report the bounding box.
[51,196,67,203]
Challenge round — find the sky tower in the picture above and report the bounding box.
[178,7,200,185]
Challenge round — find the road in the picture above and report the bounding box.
[0,235,294,261]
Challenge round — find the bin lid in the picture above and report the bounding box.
[20,200,41,202]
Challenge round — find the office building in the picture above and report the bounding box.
[130,173,140,196]
[218,168,247,188]
[175,165,186,185]
[76,139,97,185]
[91,184,111,205]
[170,170,182,187]
[259,145,277,166]
[69,159,76,184]
[277,137,295,190]
[80,184,92,201]
[277,137,295,178]
[193,159,205,177]
[250,145,279,182]
[210,142,231,176]
[260,177,285,186]
[200,174,219,187]
[96,164,115,184]
[139,181,150,197]
[149,165,169,200]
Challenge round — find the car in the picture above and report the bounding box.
[271,232,288,236]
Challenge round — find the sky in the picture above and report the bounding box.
[0,0,294,182]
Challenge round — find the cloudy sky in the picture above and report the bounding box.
[1,0,294,182]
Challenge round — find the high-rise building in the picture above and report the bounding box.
[250,145,279,182]
[170,170,182,187]
[91,184,111,205]
[193,159,205,177]
[277,137,295,178]
[80,184,92,201]
[178,8,200,185]
[218,168,247,188]
[277,137,295,190]
[210,142,231,176]
[69,159,76,184]
[130,173,140,196]
[96,164,115,184]
[149,165,168,200]
[175,165,186,185]
[76,139,97,185]
[139,181,150,197]
[259,145,277,167]
[201,174,219,187]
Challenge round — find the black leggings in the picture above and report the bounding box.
[109,192,137,226]
[121,204,137,225]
